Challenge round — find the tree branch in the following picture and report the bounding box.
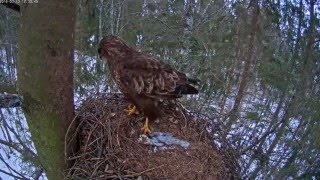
[0,114,38,159]
[0,168,24,180]
[0,154,28,179]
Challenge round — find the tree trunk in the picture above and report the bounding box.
[98,0,104,40]
[17,1,77,179]
[227,0,259,130]
[301,0,316,92]
[183,0,195,72]
[96,0,104,74]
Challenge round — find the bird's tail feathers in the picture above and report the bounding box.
[187,78,200,85]
[184,84,199,94]
[174,84,199,95]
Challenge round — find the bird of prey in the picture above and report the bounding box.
[98,36,199,134]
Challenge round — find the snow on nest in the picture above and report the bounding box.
[138,132,190,152]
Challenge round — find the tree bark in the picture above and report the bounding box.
[17,1,77,179]
[227,0,259,130]
[183,0,195,72]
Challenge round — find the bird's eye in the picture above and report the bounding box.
[98,48,102,54]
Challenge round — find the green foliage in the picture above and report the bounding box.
[123,28,138,44]
[1,0,319,179]
[246,111,260,121]
[0,6,18,40]
[259,60,293,91]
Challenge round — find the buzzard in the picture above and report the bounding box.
[98,36,199,134]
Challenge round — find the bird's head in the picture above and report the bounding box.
[98,35,131,63]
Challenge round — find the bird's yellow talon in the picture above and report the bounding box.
[141,118,152,134]
[124,104,139,115]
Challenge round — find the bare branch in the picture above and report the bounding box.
[0,168,24,180]
[0,111,38,159]
[0,154,28,179]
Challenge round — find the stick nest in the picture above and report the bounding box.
[65,93,240,179]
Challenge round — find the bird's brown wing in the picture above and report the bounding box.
[118,52,198,100]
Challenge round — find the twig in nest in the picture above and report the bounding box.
[105,164,165,178]
[177,102,188,129]
[84,123,98,153]
[65,114,81,163]
[90,159,108,179]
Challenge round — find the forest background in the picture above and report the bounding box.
[0,0,319,179]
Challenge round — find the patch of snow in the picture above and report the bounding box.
[138,132,190,152]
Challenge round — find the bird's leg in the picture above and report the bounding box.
[141,117,152,135]
[124,104,139,115]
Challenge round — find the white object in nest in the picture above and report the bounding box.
[138,132,190,152]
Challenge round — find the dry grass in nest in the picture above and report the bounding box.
[65,93,240,179]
